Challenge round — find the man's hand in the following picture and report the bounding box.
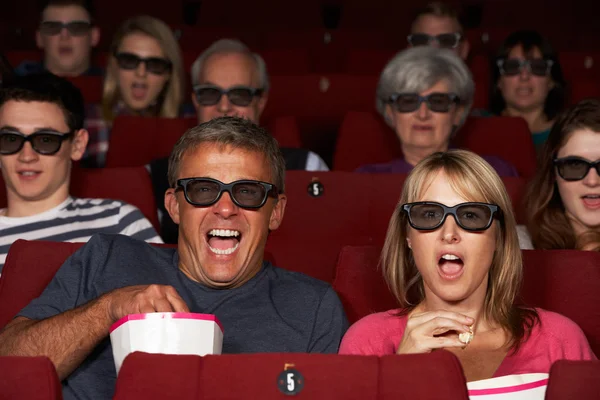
[104,285,190,322]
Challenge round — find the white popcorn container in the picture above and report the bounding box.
[109,312,223,374]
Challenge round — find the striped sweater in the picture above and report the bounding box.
[0,197,162,272]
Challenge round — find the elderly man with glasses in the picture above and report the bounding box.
[0,116,348,400]
[15,0,102,77]
[0,74,161,272]
[150,39,328,243]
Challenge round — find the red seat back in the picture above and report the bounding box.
[114,352,379,400]
[0,356,62,400]
[379,352,469,400]
[105,116,196,168]
[0,240,83,329]
[0,167,159,231]
[334,111,537,179]
[545,360,600,400]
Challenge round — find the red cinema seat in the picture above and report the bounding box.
[334,111,537,179]
[65,76,103,104]
[332,245,395,324]
[115,352,379,400]
[267,116,303,148]
[521,250,600,356]
[266,171,378,283]
[114,352,203,399]
[5,50,41,69]
[469,55,491,110]
[455,116,537,179]
[559,52,600,82]
[265,75,378,158]
[344,49,396,74]
[0,240,83,329]
[199,353,379,399]
[0,167,159,231]
[545,360,600,399]
[0,356,62,400]
[379,352,469,400]
[334,245,600,355]
[569,80,600,104]
[105,116,196,167]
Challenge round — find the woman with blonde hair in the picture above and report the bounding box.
[83,15,184,167]
[340,150,594,386]
[525,98,600,251]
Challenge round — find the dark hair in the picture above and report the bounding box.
[490,30,566,121]
[0,73,85,131]
[40,0,95,21]
[525,98,600,250]
[168,116,286,192]
[412,2,463,33]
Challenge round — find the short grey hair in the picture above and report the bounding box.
[376,47,474,125]
[190,39,270,92]
[168,116,285,193]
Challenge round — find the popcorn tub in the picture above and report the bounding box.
[109,312,223,373]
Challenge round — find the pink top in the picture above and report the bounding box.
[339,308,596,377]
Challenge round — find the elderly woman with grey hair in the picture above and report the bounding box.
[357,47,518,177]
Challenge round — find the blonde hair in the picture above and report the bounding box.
[382,150,538,349]
[102,15,184,121]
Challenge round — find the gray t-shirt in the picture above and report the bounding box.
[19,234,348,400]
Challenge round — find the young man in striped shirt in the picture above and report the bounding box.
[0,74,161,272]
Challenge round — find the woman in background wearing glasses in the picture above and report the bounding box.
[357,46,518,178]
[491,30,566,152]
[340,150,595,387]
[82,15,184,167]
[525,99,600,251]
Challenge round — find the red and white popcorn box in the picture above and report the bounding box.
[109,312,223,373]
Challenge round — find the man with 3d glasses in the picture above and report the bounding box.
[0,116,348,400]
[0,74,160,272]
[150,38,329,242]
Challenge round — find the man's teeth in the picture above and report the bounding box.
[208,229,240,237]
[209,242,239,255]
[441,254,460,261]
[19,171,37,176]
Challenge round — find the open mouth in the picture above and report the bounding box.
[438,253,464,279]
[17,171,41,179]
[206,229,241,255]
[582,195,600,209]
[131,82,148,100]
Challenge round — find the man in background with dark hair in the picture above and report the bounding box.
[15,0,102,77]
[408,1,470,60]
[0,74,161,271]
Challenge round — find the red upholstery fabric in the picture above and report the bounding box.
[332,245,395,324]
[334,245,600,355]
[65,76,103,104]
[0,356,62,400]
[545,360,600,399]
[0,167,160,231]
[334,111,537,179]
[0,240,83,329]
[454,116,537,179]
[379,352,469,400]
[105,116,196,168]
[521,250,600,356]
[105,116,302,167]
[199,353,379,399]
[113,352,203,399]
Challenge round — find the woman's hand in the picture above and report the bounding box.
[396,310,474,354]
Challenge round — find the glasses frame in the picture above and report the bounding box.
[402,201,501,232]
[388,92,460,113]
[0,130,74,155]
[113,52,173,75]
[497,58,554,77]
[39,20,92,36]
[554,156,600,181]
[192,84,264,107]
[175,177,279,209]
[407,32,462,49]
